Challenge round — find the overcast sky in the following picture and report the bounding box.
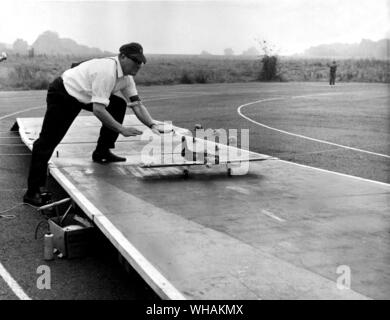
[0,0,389,55]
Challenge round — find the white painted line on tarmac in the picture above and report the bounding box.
[261,209,286,222]
[0,262,31,300]
[280,160,390,187]
[290,92,351,99]
[237,96,390,159]
[236,94,390,187]
[0,106,44,121]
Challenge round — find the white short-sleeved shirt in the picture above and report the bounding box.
[62,56,138,107]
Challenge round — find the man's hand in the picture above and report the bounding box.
[151,123,174,135]
[120,127,143,137]
[150,125,161,136]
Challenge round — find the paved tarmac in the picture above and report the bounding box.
[1,83,389,299]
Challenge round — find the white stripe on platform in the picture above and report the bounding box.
[95,216,186,300]
[261,209,286,222]
[48,165,186,300]
[0,262,31,300]
[49,166,103,220]
[19,118,183,297]
[18,119,181,297]
[225,186,251,195]
[16,119,33,151]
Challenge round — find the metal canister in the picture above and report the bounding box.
[44,233,54,261]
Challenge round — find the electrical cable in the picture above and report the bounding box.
[0,202,38,215]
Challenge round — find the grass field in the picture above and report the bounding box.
[0,82,388,299]
[0,54,388,90]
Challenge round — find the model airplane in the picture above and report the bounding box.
[141,124,275,176]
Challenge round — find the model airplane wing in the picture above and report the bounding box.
[140,155,274,168]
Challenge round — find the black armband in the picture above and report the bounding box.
[129,95,141,102]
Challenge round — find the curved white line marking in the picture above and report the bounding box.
[0,262,31,300]
[237,97,390,159]
[0,106,44,121]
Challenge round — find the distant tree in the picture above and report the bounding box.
[13,39,29,54]
[200,50,213,56]
[28,47,35,58]
[255,39,281,81]
[224,48,234,56]
[241,46,260,56]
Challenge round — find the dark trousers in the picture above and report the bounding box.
[27,77,126,192]
[330,73,336,85]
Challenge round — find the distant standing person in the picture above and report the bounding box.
[329,60,337,85]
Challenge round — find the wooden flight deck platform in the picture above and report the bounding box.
[16,115,390,300]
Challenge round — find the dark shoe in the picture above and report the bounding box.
[38,187,53,203]
[92,149,126,163]
[23,190,52,207]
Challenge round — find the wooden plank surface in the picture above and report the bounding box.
[17,115,390,299]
